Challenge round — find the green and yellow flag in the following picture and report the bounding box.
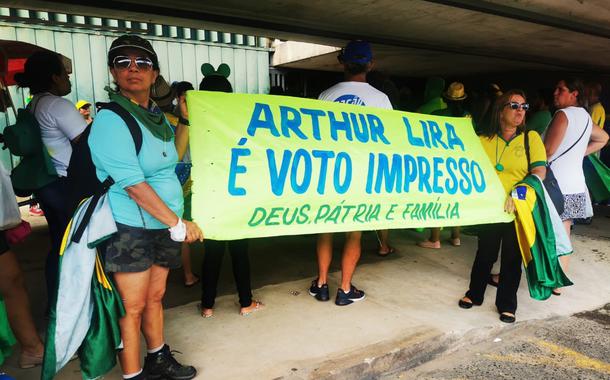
[0,298,16,366]
[584,154,610,202]
[512,175,572,300]
[42,194,124,380]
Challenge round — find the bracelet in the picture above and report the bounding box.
[178,116,190,126]
[168,218,186,242]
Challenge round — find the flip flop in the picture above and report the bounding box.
[378,246,396,257]
[240,300,265,316]
[184,275,200,288]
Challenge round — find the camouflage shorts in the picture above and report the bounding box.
[100,223,181,273]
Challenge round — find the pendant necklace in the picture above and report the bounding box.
[495,134,513,172]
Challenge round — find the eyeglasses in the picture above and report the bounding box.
[112,56,154,71]
[504,101,530,111]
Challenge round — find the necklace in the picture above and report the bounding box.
[495,133,515,172]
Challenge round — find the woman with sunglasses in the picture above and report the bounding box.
[544,79,608,295]
[88,35,203,380]
[458,90,547,323]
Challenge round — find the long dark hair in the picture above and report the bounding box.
[561,77,586,108]
[13,51,64,94]
[481,89,527,138]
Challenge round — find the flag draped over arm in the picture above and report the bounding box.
[42,193,124,380]
[512,175,573,300]
[583,154,610,202]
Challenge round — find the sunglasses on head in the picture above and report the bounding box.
[112,56,154,71]
[505,101,529,111]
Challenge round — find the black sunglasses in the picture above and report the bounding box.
[112,55,154,71]
[505,101,530,111]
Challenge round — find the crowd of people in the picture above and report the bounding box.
[1,35,609,380]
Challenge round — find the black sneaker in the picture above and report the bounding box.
[308,279,330,301]
[143,345,197,380]
[335,285,366,306]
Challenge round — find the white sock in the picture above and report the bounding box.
[147,343,165,354]
[123,369,142,379]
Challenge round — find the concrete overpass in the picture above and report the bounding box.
[7,0,610,77]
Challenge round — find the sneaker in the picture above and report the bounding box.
[143,345,197,380]
[308,279,330,301]
[335,285,366,306]
[29,204,44,217]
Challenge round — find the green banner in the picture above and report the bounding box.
[187,92,512,240]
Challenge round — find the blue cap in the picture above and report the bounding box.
[340,40,372,64]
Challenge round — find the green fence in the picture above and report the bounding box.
[0,9,271,169]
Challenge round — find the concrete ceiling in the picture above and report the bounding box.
[11,0,610,76]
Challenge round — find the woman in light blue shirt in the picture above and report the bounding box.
[89,35,203,380]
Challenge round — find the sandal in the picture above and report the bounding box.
[240,300,264,316]
[184,275,200,288]
[417,240,441,249]
[378,246,396,257]
[197,303,214,318]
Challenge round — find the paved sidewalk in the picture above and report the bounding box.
[2,208,610,379]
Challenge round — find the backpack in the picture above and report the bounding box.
[2,97,58,196]
[66,101,142,214]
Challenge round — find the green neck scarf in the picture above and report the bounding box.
[108,89,173,142]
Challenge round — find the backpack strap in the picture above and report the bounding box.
[96,101,143,155]
[524,130,531,170]
[70,102,143,244]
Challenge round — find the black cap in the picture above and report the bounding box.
[107,34,159,69]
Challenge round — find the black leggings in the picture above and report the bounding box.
[201,239,252,308]
[466,222,522,314]
[34,177,71,307]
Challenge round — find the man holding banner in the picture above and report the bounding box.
[308,40,394,306]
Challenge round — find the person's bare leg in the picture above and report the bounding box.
[181,243,198,286]
[377,230,391,253]
[0,251,43,356]
[429,228,441,242]
[450,227,461,246]
[340,231,362,291]
[114,270,151,375]
[316,233,333,285]
[141,265,169,350]
[451,227,460,239]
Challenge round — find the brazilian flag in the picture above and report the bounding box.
[512,175,573,300]
[583,154,610,202]
[42,194,124,380]
[0,298,16,366]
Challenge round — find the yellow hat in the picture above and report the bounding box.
[443,82,467,101]
[75,100,91,109]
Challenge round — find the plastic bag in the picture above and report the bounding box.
[0,163,21,230]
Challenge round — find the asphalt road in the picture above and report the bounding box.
[386,304,610,380]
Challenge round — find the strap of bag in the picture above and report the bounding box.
[70,103,144,244]
[524,130,531,169]
[97,101,143,155]
[549,116,590,166]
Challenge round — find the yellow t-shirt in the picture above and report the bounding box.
[590,102,606,128]
[479,130,547,194]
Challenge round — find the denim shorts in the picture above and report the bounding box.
[100,223,181,273]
